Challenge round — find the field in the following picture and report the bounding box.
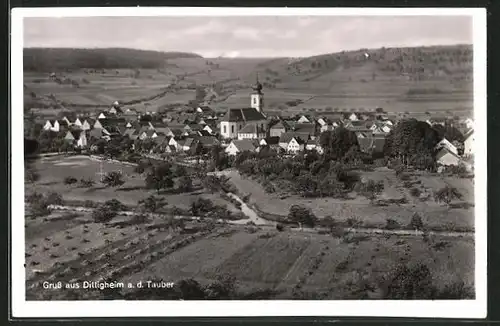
[27,155,237,212]
[223,169,474,232]
[27,222,474,300]
[25,47,473,118]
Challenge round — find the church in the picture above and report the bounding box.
[220,77,267,139]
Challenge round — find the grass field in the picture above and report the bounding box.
[25,52,473,118]
[224,170,474,232]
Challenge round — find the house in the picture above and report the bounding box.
[199,136,220,151]
[109,106,123,115]
[463,129,474,157]
[436,147,462,167]
[98,112,107,120]
[348,113,360,121]
[269,121,289,138]
[297,115,311,123]
[73,118,83,128]
[426,118,447,127]
[89,128,105,140]
[237,124,266,140]
[81,119,92,130]
[287,137,305,154]
[344,120,371,133]
[139,129,158,140]
[43,120,60,132]
[435,138,458,155]
[197,130,212,137]
[292,123,317,140]
[182,138,195,152]
[64,130,88,148]
[464,118,474,130]
[196,106,214,115]
[279,132,307,150]
[203,125,214,134]
[168,137,181,151]
[259,136,280,150]
[225,139,259,156]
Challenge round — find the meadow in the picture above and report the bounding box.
[223,170,474,232]
[24,46,473,118]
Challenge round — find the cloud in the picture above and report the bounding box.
[23,15,473,58]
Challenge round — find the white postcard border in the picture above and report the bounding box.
[11,7,487,318]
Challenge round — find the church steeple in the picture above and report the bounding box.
[251,73,264,112]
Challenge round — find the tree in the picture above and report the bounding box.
[64,176,78,185]
[25,160,40,183]
[319,127,359,160]
[410,212,424,231]
[46,192,63,205]
[138,195,167,213]
[102,171,125,188]
[145,163,174,194]
[177,279,206,300]
[178,176,193,192]
[288,204,316,227]
[434,186,462,205]
[79,177,95,188]
[383,262,435,299]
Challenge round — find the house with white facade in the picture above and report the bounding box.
[435,138,458,155]
[463,129,474,157]
[225,139,258,156]
[43,120,61,132]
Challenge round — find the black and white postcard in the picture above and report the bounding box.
[11,7,487,318]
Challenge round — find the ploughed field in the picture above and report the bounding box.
[26,217,474,300]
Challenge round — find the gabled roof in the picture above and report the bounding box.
[262,136,280,145]
[199,136,220,147]
[279,132,307,144]
[222,108,266,122]
[89,128,103,139]
[270,121,287,130]
[436,146,461,160]
[239,124,266,134]
[293,123,316,133]
[231,139,258,152]
[153,135,167,145]
[183,138,194,147]
[464,128,474,140]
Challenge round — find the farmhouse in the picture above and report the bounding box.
[63,129,88,148]
[269,121,289,138]
[286,137,305,154]
[220,81,267,139]
[463,129,474,157]
[436,147,462,167]
[435,138,458,155]
[43,120,61,132]
[225,139,259,156]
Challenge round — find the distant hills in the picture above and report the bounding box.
[23,48,203,71]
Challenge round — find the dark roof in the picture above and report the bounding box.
[464,128,474,139]
[231,139,257,152]
[270,121,287,130]
[263,136,280,145]
[89,128,103,139]
[222,108,266,122]
[293,123,316,133]
[153,135,167,145]
[183,138,194,147]
[199,136,220,147]
[198,130,211,137]
[280,132,307,144]
[239,124,266,134]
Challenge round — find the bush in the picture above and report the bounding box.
[410,187,421,197]
[79,177,95,188]
[276,223,284,231]
[287,204,316,227]
[399,173,411,181]
[104,199,127,212]
[64,176,78,185]
[385,218,401,230]
[83,200,97,208]
[92,205,117,223]
[409,212,424,231]
[46,192,63,206]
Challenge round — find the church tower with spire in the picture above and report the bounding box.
[250,73,264,113]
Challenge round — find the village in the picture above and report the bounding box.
[33,77,475,172]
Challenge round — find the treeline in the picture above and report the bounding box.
[24,48,202,71]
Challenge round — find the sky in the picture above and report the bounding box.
[24,15,473,58]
